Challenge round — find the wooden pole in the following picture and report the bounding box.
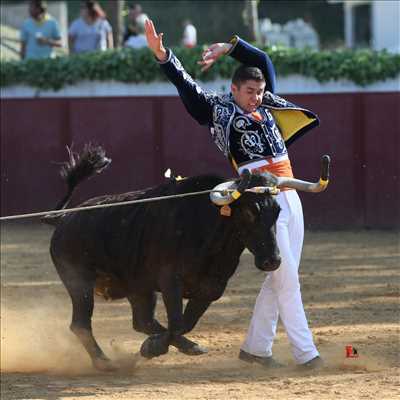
[107,0,125,47]
[243,0,260,43]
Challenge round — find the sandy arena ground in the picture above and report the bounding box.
[1,223,399,400]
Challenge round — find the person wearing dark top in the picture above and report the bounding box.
[145,18,323,370]
[123,3,148,44]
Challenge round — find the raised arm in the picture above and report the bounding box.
[145,19,216,125]
[199,37,276,93]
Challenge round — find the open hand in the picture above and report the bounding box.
[198,43,231,72]
[145,19,167,62]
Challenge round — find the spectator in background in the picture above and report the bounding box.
[124,14,147,49]
[68,0,113,54]
[20,0,62,60]
[182,19,197,48]
[123,3,148,45]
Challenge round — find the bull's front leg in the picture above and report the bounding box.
[170,298,211,355]
[171,279,228,355]
[140,275,184,359]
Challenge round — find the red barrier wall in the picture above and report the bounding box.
[1,92,399,228]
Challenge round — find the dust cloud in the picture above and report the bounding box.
[1,301,92,375]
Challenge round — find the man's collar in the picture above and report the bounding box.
[234,103,260,117]
[234,103,245,114]
[226,92,256,115]
[33,13,50,25]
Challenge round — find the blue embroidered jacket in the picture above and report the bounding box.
[159,36,319,170]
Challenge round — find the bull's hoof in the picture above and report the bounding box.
[178,343,208,356]
[171,335,208,356]
[140,334,169,359]
[93,357,117,372]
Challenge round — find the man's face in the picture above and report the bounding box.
[80,6,88,19]
[231,80,266,113]
[29,4,42,19]
[129,5,142,21]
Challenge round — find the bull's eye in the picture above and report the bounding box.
[243,208,257,223]
[243,203,262,223]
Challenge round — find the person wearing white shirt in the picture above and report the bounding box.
[182,19,197,48]
[124,13,148,49]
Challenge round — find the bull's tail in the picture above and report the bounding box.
[42,144,111,225]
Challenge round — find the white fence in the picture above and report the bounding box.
[1,74,399,99]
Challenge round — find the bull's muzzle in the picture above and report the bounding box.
[256,255,281,271]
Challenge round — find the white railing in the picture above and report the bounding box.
[1,75,399,99]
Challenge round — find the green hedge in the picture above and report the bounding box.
[1,46,399,91]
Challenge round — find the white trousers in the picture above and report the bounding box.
[241,190,319,364]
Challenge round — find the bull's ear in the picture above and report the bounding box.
[237,169,252,193]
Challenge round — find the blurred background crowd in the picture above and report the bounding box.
[1,0,398,61]
[2,0,198,60]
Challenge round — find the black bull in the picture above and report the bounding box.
[46,145,282,371]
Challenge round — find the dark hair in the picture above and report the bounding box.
[30,0,47,13]
[129,3,142,11]
[232,65,265,87]
[84,0,106,19]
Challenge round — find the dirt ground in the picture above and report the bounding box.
[1,222,399,400]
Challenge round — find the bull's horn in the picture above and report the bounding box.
[209,180,237,205]
[210,169,253,206]
[276,155,331,193]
